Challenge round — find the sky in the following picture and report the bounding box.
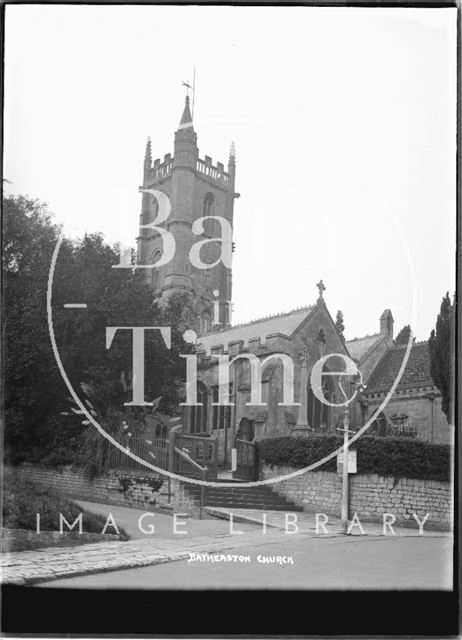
[4,5,457,341]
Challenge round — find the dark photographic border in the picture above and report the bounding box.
[1,0,460,637]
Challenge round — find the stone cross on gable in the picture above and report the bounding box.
[316,279,326,298]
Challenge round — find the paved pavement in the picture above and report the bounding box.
[2,528,291,586]
[1,500,452,587]
[42,530,453,590]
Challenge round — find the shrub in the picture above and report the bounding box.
[257,434,451,482]
[2,471,128,537]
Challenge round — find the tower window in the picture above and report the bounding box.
[144,196,158,225]
[150,249,162,290]
[203,192,215,217]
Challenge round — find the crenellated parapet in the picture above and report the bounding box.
[144,153,173,183]
[196,156,231,187]
[144,152,231,188]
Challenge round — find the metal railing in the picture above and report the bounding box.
[106,437,158,471]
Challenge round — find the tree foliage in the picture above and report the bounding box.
[395,324,412,345]
[3,195,192,465]
[334,310,345,341]
[428,292,455,424]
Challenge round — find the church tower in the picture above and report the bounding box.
[137,95,238,334]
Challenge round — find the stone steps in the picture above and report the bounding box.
[181,480,303,512]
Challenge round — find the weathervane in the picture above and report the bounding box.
[181,67,196,119]
[182,80,192,97]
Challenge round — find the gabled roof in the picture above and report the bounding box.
[345,333,382,362]
[365,341,435,393]
[198,306,315,355]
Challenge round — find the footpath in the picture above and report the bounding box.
[2,501,448,586]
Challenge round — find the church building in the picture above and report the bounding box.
[138,95,451,469]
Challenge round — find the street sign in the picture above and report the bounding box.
[337,449,357,474]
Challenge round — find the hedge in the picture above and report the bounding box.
[3,470,128,536]
[257,435,451,482]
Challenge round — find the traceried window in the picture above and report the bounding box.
[211,385,232,430]
[307,370,333,430]
[190,382,208,434]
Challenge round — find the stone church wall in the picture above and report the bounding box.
[365,393,451,444]
[261,463,452,530]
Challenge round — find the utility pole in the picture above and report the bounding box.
[337,409,355,533]
[337,378,364,534]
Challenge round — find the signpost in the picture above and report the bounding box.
[337,449,357,474]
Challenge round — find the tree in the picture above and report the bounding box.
[395,325,412,345]
[428,292,455,425]
[3,195,192,465]
[3,195,67,463]
[335,310,345,341]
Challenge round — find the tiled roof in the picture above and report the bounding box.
[198,306,315,355]
[365,341,434,393]
[346,334,382,361]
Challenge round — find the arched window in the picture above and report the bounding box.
[371,412,388,436]
[190,382,208,434]
[150,249,162,290]
[203,271,211,288]
[200,312,211,334]
[307,367,333,430]
[182,307,192,325]
[203,192,214,217]
[144,195,158,225]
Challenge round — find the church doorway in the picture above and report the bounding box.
[234,418,257,481]
[236,418,255,443]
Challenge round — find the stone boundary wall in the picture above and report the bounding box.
[8,464,201,517]
[261,464,452,530]
[2,528,122,552]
